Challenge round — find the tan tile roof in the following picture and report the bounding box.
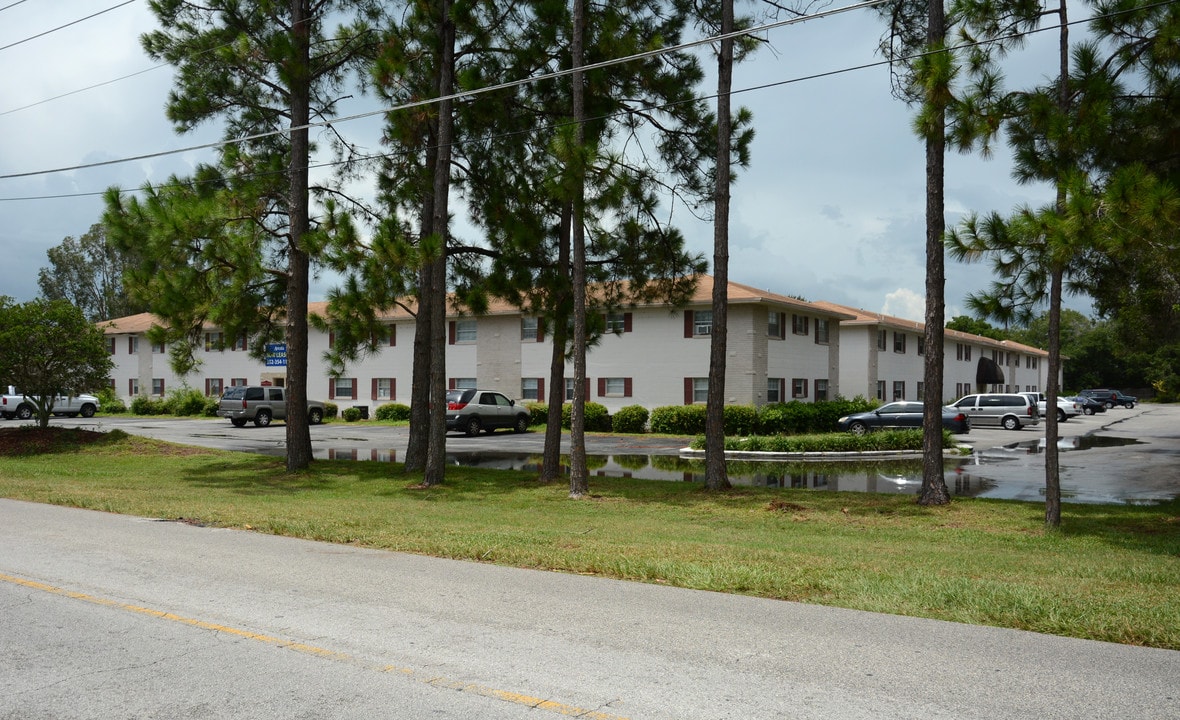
[97,313,162,335]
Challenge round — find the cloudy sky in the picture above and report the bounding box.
[0,0,1078,323]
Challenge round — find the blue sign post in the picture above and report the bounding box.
[264,342,287,367]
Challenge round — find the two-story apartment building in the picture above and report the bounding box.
[811,302,1056,403]
[100,276,856,413]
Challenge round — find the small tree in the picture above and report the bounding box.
[0,299,113,428]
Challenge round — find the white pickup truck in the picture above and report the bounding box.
[1019,392,1080,423]
[1,385,100,420]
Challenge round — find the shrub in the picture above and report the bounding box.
[649,405,707,434]
[757,397,878,435]
[203,397,220,417]
[611,404,649,433]
[130,395,167,415]
[164,387,208,417]
[323,402,339,419]
[526,402,549,427]
[342,407,363,422]
[559,402,611,432]
[694,428,952,453]
[374,403,411,421]
[95,387,127,415]
[723,405,759,436]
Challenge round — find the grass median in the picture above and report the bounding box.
[2,426,1178,649]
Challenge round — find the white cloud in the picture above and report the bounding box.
[881,288,926,322]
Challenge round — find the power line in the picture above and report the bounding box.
[0,0,31,13]
[0,0,895,184]
[0,0,137,52]
[0,64,166,118]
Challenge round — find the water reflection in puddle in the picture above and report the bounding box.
[1011,435,1143,454]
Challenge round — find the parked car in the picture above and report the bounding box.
[218,385,325,427]
[1,386,99,420]
[1018,392,1081,423]
[946,393,1040,430]
[837,401,970,435]
[445,389,530,436]
[1078,388,1137,409]
[1070,395,1107,415]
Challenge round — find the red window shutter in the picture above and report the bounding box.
[127,337,133,353]
[204,379,210,395]
[350,378,357,400]
[624,378,632,397]
[624,312,632,333]
[684,311,693,338]
[371,378,378,401]
[779,312,787,339]
[537,378,544,402]
[584,378,591,398]
[448,321,456,345]
[389,324,396,346]
[448,378,456,390]
[779,379,786,401]
[536,318,545,343]
[684,378,694,404]
[161,379,165,394]
[128,379,134,395]
[391,378,396,401]
[329,380,335,400]
[597,377,606,397]
[329,331,335,349]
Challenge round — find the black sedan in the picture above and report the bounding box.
[1070,395,1107,415]
[837,401,970,435]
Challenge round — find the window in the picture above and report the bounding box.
[106,337,116,355]
[232,334,247,351]
[877,329,887,351]
[767,378,784,403]
[956,343,973,361]
[815,379,829,401]
[454,319,477,343]
[694,310,713,336]
[565,378,576,401]
[205,378,224,397]
[815,319,830,345]
[893,381,905,400]
[893,332,907,354]
[768,312,783,339]
[373,378,393,401]
[692,377,709,404]
[606,313,631,333]
[451,377,477,390]
[152,378,165,396]
[917,381,925,400]
[231,378,247,387]
[917,338,924,356]
[332,377,357,400]
[792,314,809,336]
[204,332,222,352]
[792,378,809,399]
[877,380,886,401]
[128,378,139,396]
[128,337,139,354]
[521,317,539,341]
[599,377,631,397]
[521,378,542,401]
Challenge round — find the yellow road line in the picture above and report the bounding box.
[1,571,629,720]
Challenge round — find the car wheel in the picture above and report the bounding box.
[513,415,529,434]
[1124,402,1135,409]
[1056,409,1066,423]
[1104,401,1115,409]
[79,404,96,418]
[15,405,33,421]
[1083,406,1095,415]
[231,418,247,428]
[848,421,868,436]
[308,408,323,425]
[1002,416,1020,431]
[465,416,482,437]
[254,410,272,428]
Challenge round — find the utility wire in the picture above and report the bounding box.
[0,64,165,117]
[0,1,136,52]
[0,0,894,183]
[0,0,31,13]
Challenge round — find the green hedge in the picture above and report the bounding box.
[374,403,411,421]
[342,407,363,422]
[689,429,954,453]
[611,405,649,433]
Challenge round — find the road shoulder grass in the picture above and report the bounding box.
[1,426,1177,649]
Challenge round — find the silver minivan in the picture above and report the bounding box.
[946,393,1040,430]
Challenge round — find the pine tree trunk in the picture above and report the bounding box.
[284,0,313,473]
[918,0,951,505]
[541,205,572,484]
[569,0,589,499]
[704,0,734,491]
[1045,0,1069,528]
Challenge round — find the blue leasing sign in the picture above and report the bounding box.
[265,342,287,367]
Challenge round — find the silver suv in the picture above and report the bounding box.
[946,393,1040,430]
[445,389,530,436]
[218,385,325,427]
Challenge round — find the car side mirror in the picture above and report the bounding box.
[510,399,515,406]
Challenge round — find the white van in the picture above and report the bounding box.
[946,393,1040,430]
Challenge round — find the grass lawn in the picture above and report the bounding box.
[2,426,1178,650]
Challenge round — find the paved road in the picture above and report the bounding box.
[2,499,1177,720]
